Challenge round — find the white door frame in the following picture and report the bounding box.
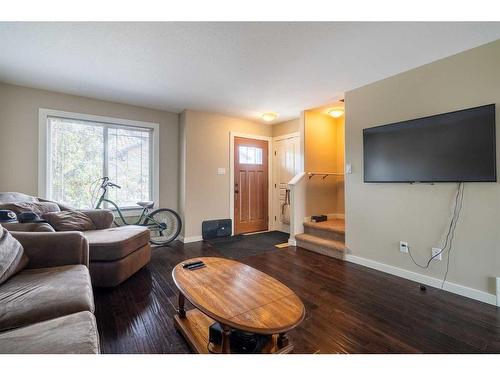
[229,132,273,235]
[272,132,300,233]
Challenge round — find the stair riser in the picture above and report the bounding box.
[304,226,345,242]
[296,240,345,260]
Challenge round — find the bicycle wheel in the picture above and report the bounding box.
[144,208,182,245]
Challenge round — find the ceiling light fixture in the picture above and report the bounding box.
[261,112,278,122]
[328,108,344,118]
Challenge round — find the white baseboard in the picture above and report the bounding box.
[288,238,297,246]
[496,277,500,307]
[345,254,497,306]
[179,235,203,243]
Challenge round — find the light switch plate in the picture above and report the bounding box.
[346,163,352,174]
[217,168,226,175]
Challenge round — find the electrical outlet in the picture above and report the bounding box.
[399,241,408,253]
[432,247,442,261]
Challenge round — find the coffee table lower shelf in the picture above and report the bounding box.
[174,309,294,354]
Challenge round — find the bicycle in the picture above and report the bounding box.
[92,177,182,245]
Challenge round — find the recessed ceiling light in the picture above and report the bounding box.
[328,108,344,118]
[261,112,278,122]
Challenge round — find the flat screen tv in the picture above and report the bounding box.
[363,104,496,183]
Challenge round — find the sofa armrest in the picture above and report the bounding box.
[11,231,89,268]
[78,209,114,229]
[1,222,55,232]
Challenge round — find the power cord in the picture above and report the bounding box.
[441,182,465,288]
[406,182,464,288]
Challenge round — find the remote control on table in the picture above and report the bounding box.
[187,263,206,271]
[182,260,204,268]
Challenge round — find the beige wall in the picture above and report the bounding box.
[304,110,345,217]
[335,117,345,214]
[178,111,187,226]
[181,110,272,238]
[0,83,179,210]
[272,118,300,137]
[345,40,500,295]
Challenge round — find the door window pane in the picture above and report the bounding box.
[239,146,263,164]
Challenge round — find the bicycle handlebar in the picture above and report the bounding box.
[100,177,121,190]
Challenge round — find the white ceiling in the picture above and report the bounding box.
[0,22,499,123]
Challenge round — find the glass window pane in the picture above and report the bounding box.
[256,148,263,164]
[239,146,248,163]
[239,146,263,165]
[108,127,150,207]
[248,147,255,163]
[48,117,104,208]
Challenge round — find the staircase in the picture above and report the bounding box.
[295,218,346,259]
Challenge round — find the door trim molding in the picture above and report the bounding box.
[272,131,300,142]
[229,132,273,234]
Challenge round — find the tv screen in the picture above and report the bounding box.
[363,104,496,183]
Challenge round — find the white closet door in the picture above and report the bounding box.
[273,135,300,233]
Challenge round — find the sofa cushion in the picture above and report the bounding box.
[43,210,96,231]
[0,225,28,285]
[0,201,60,216]
[90,243,151,287]
[0,264,94,332]
[1,222,55,233]
[0,311,99,354]
[85,225,150,261]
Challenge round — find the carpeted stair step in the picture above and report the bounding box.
[295,233,346,259]
[303,219,345,242]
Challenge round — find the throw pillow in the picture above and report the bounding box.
[0,224,29,285]
[0,201,61,216]
[42,210,96,231]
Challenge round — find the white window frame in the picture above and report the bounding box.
[38,108,160,215]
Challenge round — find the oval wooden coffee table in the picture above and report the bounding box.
[172,257,305,354]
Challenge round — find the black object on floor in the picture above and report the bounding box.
[206,231,289,260]
[202,218,232,240]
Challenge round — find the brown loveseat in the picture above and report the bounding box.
[0,226,99,353]
[0,192,151,287]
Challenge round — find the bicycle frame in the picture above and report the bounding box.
[94,187,163,229]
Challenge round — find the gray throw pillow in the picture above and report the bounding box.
[0,224,29,285]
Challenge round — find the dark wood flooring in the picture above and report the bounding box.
[94,241,500,354]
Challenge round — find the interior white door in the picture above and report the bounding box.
[273,134,300,233]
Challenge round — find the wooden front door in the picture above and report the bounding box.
[234,137,269,234]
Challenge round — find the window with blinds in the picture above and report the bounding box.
[47,116,152,209]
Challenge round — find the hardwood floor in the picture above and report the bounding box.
[94,241,500,354]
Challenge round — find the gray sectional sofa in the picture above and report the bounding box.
[0,226,100,354]
[0,192,151,288]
